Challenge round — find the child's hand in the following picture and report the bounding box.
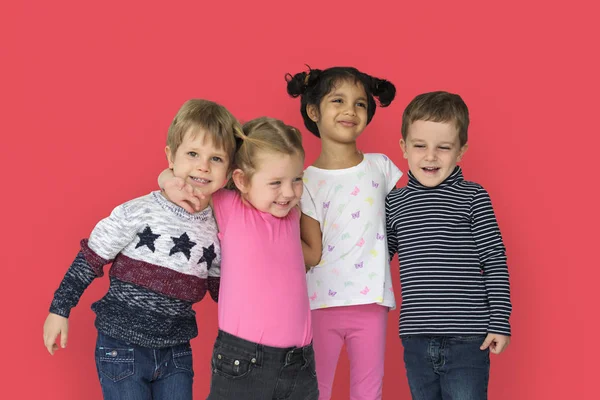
[480,333,510,354]
[43,313,69,355]
[162,176,205,213]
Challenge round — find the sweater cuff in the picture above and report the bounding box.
[49,301,71,318]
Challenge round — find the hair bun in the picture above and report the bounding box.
[285,72,308,98]
[371,78,396,107]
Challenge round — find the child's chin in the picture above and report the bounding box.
[270,208,292,218]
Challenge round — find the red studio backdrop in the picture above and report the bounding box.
[1,0,596,399]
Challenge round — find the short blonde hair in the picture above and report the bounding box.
[227,117,304,188]
[167,99,240,162]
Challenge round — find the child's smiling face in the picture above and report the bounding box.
[400,120,468,187]
[307,80,369,144]
[166,128,230,199]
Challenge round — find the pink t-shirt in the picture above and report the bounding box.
[212,189,312,348]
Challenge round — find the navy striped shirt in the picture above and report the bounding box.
[386,167,511,337]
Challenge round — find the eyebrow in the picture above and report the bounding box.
[268,173,304,180]
[186,146,228,156]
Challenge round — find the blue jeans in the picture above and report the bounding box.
[207,330,319,400]
[95,332,194,400]
[401,335,490,400]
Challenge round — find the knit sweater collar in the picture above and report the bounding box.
[152,191,212,221]
[407,166,463,190]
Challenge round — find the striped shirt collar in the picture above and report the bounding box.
[407,166,463,190]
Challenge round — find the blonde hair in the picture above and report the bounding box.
[167,99,241,162]
[227,117,304,189]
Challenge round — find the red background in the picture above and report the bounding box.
[1,0,596,399]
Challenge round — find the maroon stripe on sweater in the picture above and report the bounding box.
[81,239,111,277]
[109,254,207,303]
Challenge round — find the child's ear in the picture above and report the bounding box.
[306,104,319,122]
[232,169,249,193]
[399,139,408,159]
[457,143,469,162]
[165,146,175,168]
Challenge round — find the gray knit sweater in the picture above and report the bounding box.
[49,191,221,348]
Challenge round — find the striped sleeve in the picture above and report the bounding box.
[470,187,512,335]
[49,249,105,317]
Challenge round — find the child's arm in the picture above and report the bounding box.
[301,213,323,269]
[471,186,512,353]
[43,204,137,355]
[43,248,105,355]
[158,168,203,213]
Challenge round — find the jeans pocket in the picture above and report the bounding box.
[96,344,135,382]
[172,343,194,375]
[211,342,255,380]
[448,335,487,343]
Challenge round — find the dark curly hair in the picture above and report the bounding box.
[285,66,396,137]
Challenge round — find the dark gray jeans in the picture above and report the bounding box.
[207,330,319,400]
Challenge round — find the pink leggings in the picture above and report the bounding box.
[311,303,388,400]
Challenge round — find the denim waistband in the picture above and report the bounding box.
[215,330,313,367]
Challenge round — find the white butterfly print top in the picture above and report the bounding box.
[301,153,402,310]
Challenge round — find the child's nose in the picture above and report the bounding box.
[343,105,357,116]
[282,183,295,198]
[196,158,210,172]
[425,149,438,160]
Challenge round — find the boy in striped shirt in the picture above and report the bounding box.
[386,91,512,400]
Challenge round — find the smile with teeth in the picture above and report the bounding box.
[190,176,211,184]
[422,167,440,173]
[274,201,290,206]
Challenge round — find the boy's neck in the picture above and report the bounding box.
[313,140,363,169]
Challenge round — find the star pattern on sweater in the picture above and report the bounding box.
[198,243,217,270]
[135,226,161,252]
[169,232,196,260]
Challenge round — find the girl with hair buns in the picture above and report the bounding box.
[286,66,402,400]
